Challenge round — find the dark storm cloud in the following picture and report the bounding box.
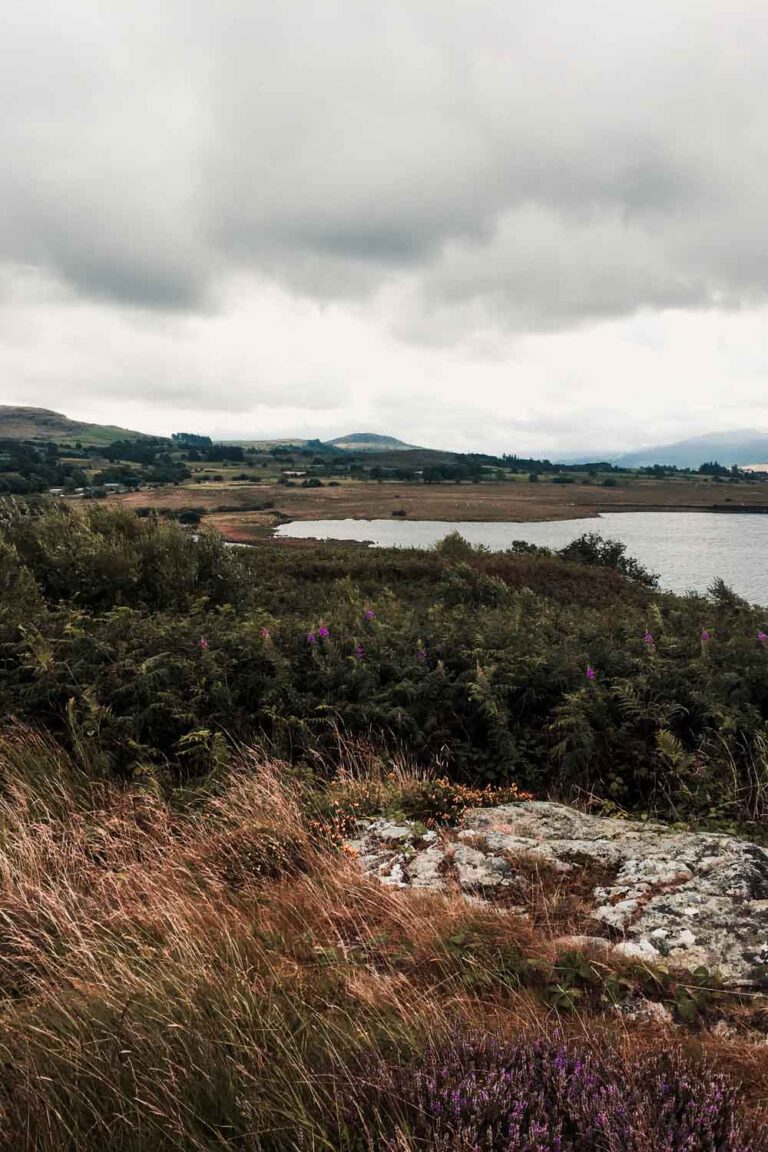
[2,0,768,329]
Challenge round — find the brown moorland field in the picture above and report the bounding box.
[107,476,768,543]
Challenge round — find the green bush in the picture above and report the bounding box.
[2,501,768,829]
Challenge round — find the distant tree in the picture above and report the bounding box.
[699,461,730,477]
[172,432,213,447]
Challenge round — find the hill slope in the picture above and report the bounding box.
[325,432,418,451]
[615,430,768,469]
[0,406,157,445]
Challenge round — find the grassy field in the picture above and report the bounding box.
[108,474,768,543]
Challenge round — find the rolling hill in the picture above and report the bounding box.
[0,407,158,446]
[324,432,418,451]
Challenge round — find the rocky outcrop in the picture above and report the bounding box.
[346,802,768,988]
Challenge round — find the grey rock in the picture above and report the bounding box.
[452,844,512,890]
[408,846,447,889]
[619,999,675,1026]
[347,800,768,987]
[381,860,407,887]
[372,822,415,845]
[553,935,614,954]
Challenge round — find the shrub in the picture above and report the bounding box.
[434,531,481,560]
[558,531,659,587]
[375,1034,763,1151]
[4,503,768,826]
[438,562,509,607]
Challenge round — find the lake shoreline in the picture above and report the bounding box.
[273,511,768,603]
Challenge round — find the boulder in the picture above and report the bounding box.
[348,801,768,988]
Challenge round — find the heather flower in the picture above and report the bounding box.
[307,631,317,645]
[758,631,768,646]
[199,637,209,649]
[701,629,711,643]
[643,631,654,645]
[318,625,330,639]
[354,643,364,660]
[585,665,596,680]
[371,1034,757,1152]
[364,608,375,621]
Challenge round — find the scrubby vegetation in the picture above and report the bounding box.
[2,502,768,829]
[2,499,768,1147]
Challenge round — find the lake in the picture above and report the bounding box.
[275,511,768,604]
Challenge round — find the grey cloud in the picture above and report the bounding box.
[2,0,768,332]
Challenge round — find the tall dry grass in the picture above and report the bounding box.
[0,727,765,1150]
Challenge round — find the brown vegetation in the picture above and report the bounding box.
[106,476,768,544]
[1,727,767,1149]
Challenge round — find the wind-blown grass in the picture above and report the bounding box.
[0,728,766,1150]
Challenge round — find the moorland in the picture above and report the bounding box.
[1,499,768,1148]
[3,405,768,543]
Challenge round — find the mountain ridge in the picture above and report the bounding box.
[558,429,768,469]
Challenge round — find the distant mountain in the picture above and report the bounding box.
[555,430,768,469]
[0,406,156,446]
[324,432,418,451]
[613,430,768,469]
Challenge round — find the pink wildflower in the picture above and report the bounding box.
[364,608,375,621]
[307,631,317,645]
[585,665,596,681]
[759,631,768,646]
[199,637,209,649]
[643,631,654,645]
[701,629,711,643]
[318,625,330,639]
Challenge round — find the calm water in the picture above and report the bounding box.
[275,512,768,604]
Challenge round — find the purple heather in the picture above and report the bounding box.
[371,1034,754,1152]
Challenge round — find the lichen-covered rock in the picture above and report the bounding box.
[347,802,768,988]
[451,844,513,890]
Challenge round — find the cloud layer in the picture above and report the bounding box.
[2,0,768,449]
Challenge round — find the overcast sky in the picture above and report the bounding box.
[2,0,768,454]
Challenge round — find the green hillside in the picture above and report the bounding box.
[0,406,158,446]
[326,432,418,451]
